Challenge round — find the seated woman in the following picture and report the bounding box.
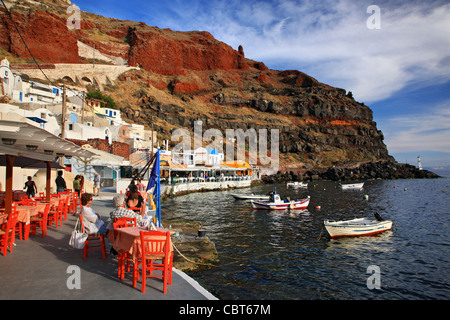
[126,191,146,214]
[80,193,107,235]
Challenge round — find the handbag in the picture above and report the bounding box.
[69,218,88,249]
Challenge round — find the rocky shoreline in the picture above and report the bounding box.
[263,160,441,183]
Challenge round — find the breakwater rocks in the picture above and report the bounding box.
[263,160,441,183]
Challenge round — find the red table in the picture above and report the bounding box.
[111,226,173,262]
[15,204,47,240]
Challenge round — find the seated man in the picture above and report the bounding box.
[109,194,143,226]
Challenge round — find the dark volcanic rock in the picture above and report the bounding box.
[262,160,441,183]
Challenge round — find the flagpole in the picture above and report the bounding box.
[157,159,161,228]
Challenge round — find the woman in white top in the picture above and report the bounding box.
[80,193,107,235]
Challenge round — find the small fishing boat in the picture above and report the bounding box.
[251,188,310,210]
[340,182,364,190]
[287,181,308,188]
[232,193,270,201]
[324,213,393,238]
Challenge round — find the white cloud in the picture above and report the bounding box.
[154,0,450,103]
[381,101,450,153]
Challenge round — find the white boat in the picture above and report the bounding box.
[340,182,364,190]
[287,181,308,188]
[251,189,310,210]
[232,193,270,201]
[324,214,393,238]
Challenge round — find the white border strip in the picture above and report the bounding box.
[173,268,218,300]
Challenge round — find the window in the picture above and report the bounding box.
[68,123,73,130]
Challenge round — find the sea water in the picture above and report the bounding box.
[163,170,450,300]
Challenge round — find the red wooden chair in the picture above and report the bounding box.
[62,195,70,221]
[14,199,36,240]
[0,207,19,256]
[113,217,137,227]
[71,193,81,215]
[48,198,65,228]
[79,214,106,260]
[133,230,173,293]
[29,203,50,238]
[113,219,131,279]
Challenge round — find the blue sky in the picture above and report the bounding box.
[73,0,450,168]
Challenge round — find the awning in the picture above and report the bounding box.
[0,155,64,169]
[0,120,96,212]
[0,120,96,161]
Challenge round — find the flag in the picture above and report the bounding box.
[146,149,162,227]
[146,149,160,194]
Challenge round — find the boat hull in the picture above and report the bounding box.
[340,182,364,190]
[287,182,308,188]
[232,194,270,200]
[324,218,393,238]
[251,198,310,210]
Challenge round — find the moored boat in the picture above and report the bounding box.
[251,189,310,210]
[232,193,270,201]
[324,213,393,238]
[340,182,364,190]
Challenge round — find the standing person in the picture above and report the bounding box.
[93,173,100,196]
[23,176,37,198]
[55,170,66,194]
[79,174,84,195]
[80,193,107,235]
[73,175,81,197]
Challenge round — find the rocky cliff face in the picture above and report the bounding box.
[0,1,397,174]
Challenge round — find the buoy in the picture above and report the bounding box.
[393,185,396,188]
[404,188,407,191]
[316,205,321,210]
[364,194,369,200]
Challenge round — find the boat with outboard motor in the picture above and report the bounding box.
[324,213,393,238]
[340,182,364,190]
[251,188,310,210]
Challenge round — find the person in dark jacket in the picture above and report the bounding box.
[24,176,37,198]
[55,170,66,193]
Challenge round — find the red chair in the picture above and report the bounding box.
[48,198,64,228]
[62,196,70,221]
[113,217,137,227]
[113,219,131,279]
[79,214,106,260]
[71,193,81,215]
[14,200,36,240]
[29,203,50,238]
[133,230,173,293]
[0,207,19,256]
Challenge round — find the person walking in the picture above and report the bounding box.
[23,176,37,198]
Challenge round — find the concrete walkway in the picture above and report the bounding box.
[0,190,217,300]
